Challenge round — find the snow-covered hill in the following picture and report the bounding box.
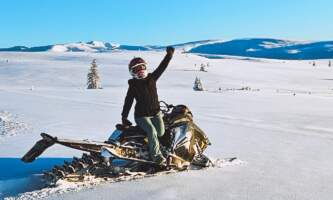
[167,40,219,51]
[0,41,119,53]
[50,41,118,52]
[0,40,215,53]
[189,38,333,59]
[1,38,333,59]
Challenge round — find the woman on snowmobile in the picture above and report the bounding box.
[121,46,175,165]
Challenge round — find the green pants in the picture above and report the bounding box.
[135,111,165,160]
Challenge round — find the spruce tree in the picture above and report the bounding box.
[193,76,204,91]
[87,59,102,89]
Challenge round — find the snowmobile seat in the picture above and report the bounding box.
[164,105,193,126]
[115,124,146,137]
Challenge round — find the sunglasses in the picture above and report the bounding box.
[131,64,147,73]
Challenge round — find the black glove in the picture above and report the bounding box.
[122,117,132,126]
[166,46,175,56]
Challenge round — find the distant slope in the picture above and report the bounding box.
[0,46,29,51]
[189,38,333,60]
[0,40,216,53]
[166,40,219,51]
[0,41,119,53]
[1,38,333,59]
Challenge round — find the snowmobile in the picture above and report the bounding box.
[21,101,212,183]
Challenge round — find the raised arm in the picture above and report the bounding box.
[121,83,134,122]
[151,46,175,81]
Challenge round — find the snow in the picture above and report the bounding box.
[87,41,107,48]
[287,49,301,54]
[47,41,118,52]
[50,45,68,53]
[259,40,293,49]
[0,111,31,138]
[246,48,260,52]
[1,51,333,199]
[171,40,221,51]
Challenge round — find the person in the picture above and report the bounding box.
[121,46,175,164]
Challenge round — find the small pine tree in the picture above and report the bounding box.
[193,76,204,91]
[200,63,207,72]
[87,59,102,89]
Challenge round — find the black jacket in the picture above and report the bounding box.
[121,54,172,118]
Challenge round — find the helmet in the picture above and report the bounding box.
[128,57,148,79]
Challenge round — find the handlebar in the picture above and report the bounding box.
[159,101,174,113]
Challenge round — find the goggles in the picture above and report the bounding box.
[131,64,147,74]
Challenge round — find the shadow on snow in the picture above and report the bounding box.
[0,157,71,198]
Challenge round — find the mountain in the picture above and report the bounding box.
[1,38,333,59]
[0,46,29,51]
[0,40,216,53]
[0,41,120,52]
[189,38,333,60]
[161,40,219,51]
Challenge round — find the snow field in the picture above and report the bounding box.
[0,51,333,199]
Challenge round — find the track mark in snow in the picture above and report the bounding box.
[0,111,31,139]
[1,89,118,108]
[6,161,245,200]
[203,113,333,140]
[211,157,247,168]
[303,125,333,134]
[206,114,263,124]
[6,171,177,200]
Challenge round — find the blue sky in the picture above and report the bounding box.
[0,0,332,47]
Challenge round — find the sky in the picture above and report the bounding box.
[0,0,333,47]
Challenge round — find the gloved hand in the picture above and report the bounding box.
[122,117,132,126]
[166,46,175,56]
